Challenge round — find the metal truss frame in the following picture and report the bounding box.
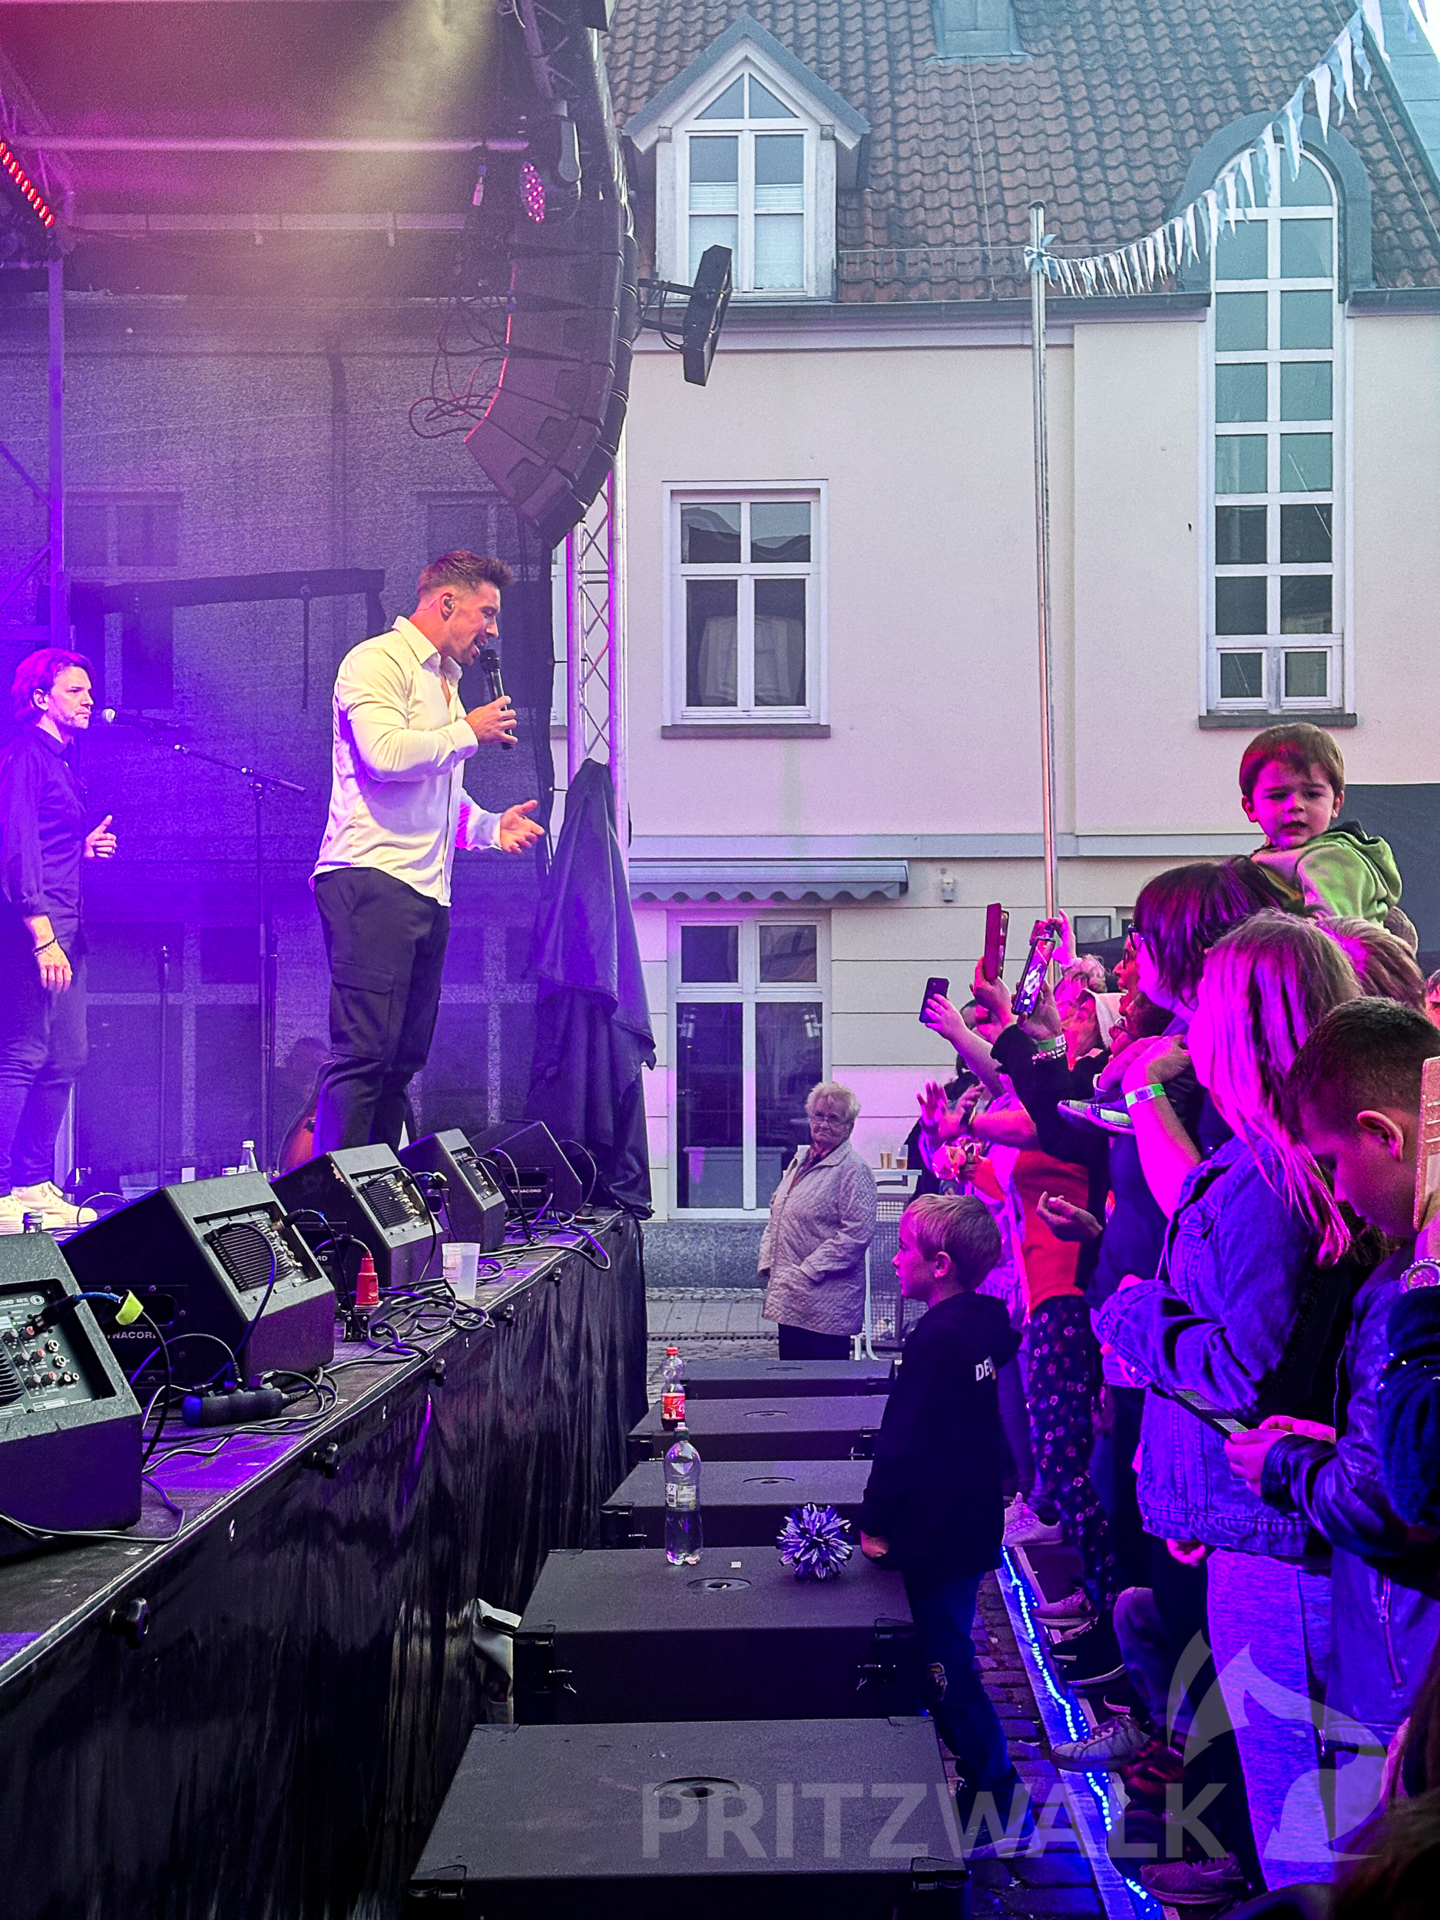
[563,440,627,867]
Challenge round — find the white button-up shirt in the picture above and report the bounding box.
[313,617,501,906]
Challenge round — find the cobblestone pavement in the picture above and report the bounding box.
[642,1289,1128,1919]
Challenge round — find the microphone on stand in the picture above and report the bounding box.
[98,708,182,734]
[476,647,516,750]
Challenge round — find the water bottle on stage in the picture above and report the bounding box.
[660,1346,686,1430]
[664,1428,702,1566]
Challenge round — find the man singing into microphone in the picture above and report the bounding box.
[0,650,116,1230]
[312,551,545,1153]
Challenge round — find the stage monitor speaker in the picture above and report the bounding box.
[514,1547,918,1725]
[627,1394,886,1469]
[0,1232,144,1553]
[63,1173,337,1389]
[470,1120,586,1217]
[399,1130,507,1251]
[600,1456,872,1550]
[272,1145,438,1294]
[407,1719,964,1919]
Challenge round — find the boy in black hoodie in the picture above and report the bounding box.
[859,1194,1025,1831]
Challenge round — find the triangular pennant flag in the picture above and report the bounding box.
[1204,188,1221,255]
[1361,0,1385,62]
[1313,59,1332,141]
[1282,84,1305,177]
[1405,0,1418,36]
[1329,35,1353,119]
[1143,232,1157,285]
[1352,14,1374,90]
[1185,202,1199,262]
[1171,215,1187,267]
[1222,168,1240,230]
[1128,241,1144,288]
[1240,150,1257,209]
[1260,122,1281,202]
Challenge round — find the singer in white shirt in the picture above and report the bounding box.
[311,550,545,1153]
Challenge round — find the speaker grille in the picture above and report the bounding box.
[0,1345,23,1406]
[207,1219,291,1293]
[358,1171,425,1231]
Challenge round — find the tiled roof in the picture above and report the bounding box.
[604,1,1440,299]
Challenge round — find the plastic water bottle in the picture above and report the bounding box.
[660,1346,685,1430]
[240,1140,260,1175]
[664,1427,703,1566]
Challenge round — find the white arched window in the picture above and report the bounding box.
[1209,151,1344,716]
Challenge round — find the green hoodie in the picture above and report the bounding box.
[1254,820,1403,924]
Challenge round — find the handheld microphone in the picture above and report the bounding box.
[477,646,516,750]
[99,708,180,733]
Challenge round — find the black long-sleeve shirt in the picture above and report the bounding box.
[0,727,88,949]
[857,1289,1019,1582]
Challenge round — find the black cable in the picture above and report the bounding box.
[0,1506,187,1546]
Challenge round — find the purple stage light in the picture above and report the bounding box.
[520,161,546,223]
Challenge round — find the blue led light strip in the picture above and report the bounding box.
[996,1549,1161,1920]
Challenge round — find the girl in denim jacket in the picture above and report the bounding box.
[1097,914,1364,1890]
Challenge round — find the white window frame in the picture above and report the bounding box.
[654,55,837,300]
[664,481,827,726]
[668,909,831,1218]
[1202,149,1347,719]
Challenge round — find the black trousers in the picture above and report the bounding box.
[313,867,450,1154]
[0,929,88,1193]
[777,1324,853,1360]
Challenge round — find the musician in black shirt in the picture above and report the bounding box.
[0,651,116,1229]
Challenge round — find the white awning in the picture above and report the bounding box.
[629,859,909,903]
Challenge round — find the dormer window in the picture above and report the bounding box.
[625,17,868,304]
[687,73,807,289]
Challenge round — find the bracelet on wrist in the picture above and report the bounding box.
[33,938,58,956]
[1033,1035,1066,1057]
[1125,1081,1170,1110]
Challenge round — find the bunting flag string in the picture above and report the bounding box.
[1021,3,1406,295]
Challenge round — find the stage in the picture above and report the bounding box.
[0,1210,645,1920]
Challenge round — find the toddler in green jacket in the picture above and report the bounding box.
[1240,722,1402,926]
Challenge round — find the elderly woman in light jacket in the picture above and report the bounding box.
[760,1081,879,1359]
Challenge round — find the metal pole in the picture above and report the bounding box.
[157,941,170,1188]
[46,256,66,648]
[564,526,582,787]
[1028,204,1059,919]
[606,438,628,875]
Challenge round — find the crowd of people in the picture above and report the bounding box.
[757,722,1440,1912]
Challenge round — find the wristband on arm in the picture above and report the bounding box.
[1124,1082,1170,1111]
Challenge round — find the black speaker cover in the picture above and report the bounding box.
[399,1129,507,1251]
[627,1394,886,1468]
[63,1173,336,1387]
[515,1547,918,1725]
[683,1358,895,1400]
[601,1457,873,1549]
[408,1719,966,1919]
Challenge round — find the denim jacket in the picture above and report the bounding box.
[1095,1136,1354,1555]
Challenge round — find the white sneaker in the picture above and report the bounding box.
[10,1182,97,1229]
[1033,1585,1091,1624]
[1003,1500,1064,1547]
[1051,1713,1154,1771]
[0,1193,29,1234]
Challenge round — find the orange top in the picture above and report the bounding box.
[1011,1148,1089,1315]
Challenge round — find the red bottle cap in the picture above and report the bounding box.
[355,1251,380,1309]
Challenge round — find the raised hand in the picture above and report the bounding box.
[84,814,117,860]
[497,800,545,853]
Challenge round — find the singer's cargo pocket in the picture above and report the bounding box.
[328,958,398,1062]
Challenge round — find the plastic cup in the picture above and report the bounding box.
[443,1241,481,1300]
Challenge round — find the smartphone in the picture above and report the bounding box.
[1415,1053,1440,1232]
[1011,921,1061,1019]
[981,904,1009,983]
[918,976,950,1026]
[1161,1385,1254,1439]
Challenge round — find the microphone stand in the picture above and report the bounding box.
[144,735,304,1174]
